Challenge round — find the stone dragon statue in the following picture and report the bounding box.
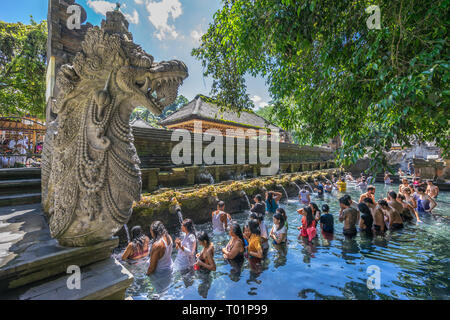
[41,10,188,246]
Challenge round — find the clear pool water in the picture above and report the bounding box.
[117,182,450,300]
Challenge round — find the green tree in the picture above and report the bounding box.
[130,94,189,126]
[192,0,449,172]
[0,18,47,119]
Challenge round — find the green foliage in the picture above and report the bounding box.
[130,95,189,126]
[0,18,47,119]
[192,0,450,172]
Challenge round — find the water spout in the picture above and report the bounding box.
[291,182,301,193]
[277,184,289,202]
[123,224,131,243]
[240,190,251,209]
[301,180,314,193]
[175,206,184,226]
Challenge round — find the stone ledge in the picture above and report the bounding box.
[0,204,119,292]
[1,257,133,300]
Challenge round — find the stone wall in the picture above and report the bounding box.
[133,127,335,191]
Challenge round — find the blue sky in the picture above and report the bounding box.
[0,0,271,109]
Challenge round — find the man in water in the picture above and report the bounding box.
[313,179,324,198]
[251,194,266,216]
[374,200,389,234]
[338,196,359,237]
[359,185,376,203]
[212,201,229,233]
[384,193,404,230]
[426,180,439,199]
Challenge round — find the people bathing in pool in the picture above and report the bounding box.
[270,212,287,245]
[174,219,197,271]
[212,201,231,234]
[319,204,334,234]
[147,221,173,276]
[426,180,439,199]
[335,177,347,192]
[338,196,359,237]
[359,185,376,203]
[265,190,282,214]
[246,219,264,260]
[194,231,216,271]
[415,186,437,214]
[324,181,333,193]
[298,186,311,205]
[384,173,392,185]
[121,226,149,260]
[222,222,245,260]
[276,207,289,229]
[249,212,269,253]
[313,179,324,197]
[358,202,373,235]
[309,202,321,223]
[250,194,266,216]
[297,206,317,242]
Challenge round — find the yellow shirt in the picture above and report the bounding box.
[337,181,347,192]
[248,234,262,254]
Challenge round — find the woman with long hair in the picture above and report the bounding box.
[195,231,216,271]
[121,226,149,260]
[147,221,173,276]
[270,212,287,245]
[276,207,288,229]
[310,202,321,223]
[358,202,373,234]
[174,219,197,271]
[297,206,316,240]
[222,222,245,260]
[265,191,282,214]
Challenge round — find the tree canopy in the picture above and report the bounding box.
[0,18,47,119]
[130,95,189,127]
[192,0,449,172]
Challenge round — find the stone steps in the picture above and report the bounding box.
[2,258,133,300]
[0,168,42,206]
[0,204,131,300]
[0,168,41,180]
[2,257,133,300]
[0,193,41,207]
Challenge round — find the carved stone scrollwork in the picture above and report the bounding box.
[41,10,188,247]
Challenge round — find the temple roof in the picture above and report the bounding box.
[159,95,283,131]
[130,117,157,129]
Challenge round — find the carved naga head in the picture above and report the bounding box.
[42,11,188,247]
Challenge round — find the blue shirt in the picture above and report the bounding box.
[316,184,324,196]
[265,199,278,214]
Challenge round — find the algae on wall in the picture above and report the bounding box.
[124,169,341,242]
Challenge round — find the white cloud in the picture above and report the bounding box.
[124,10,140,24]
[190,28,203,44]
[87,0,118,15]
[87,1,139,24]
[251,95,268,109]
[134,0,144,4]
[145,0,183,40]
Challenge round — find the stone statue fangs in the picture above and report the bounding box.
[41,10,189,247]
